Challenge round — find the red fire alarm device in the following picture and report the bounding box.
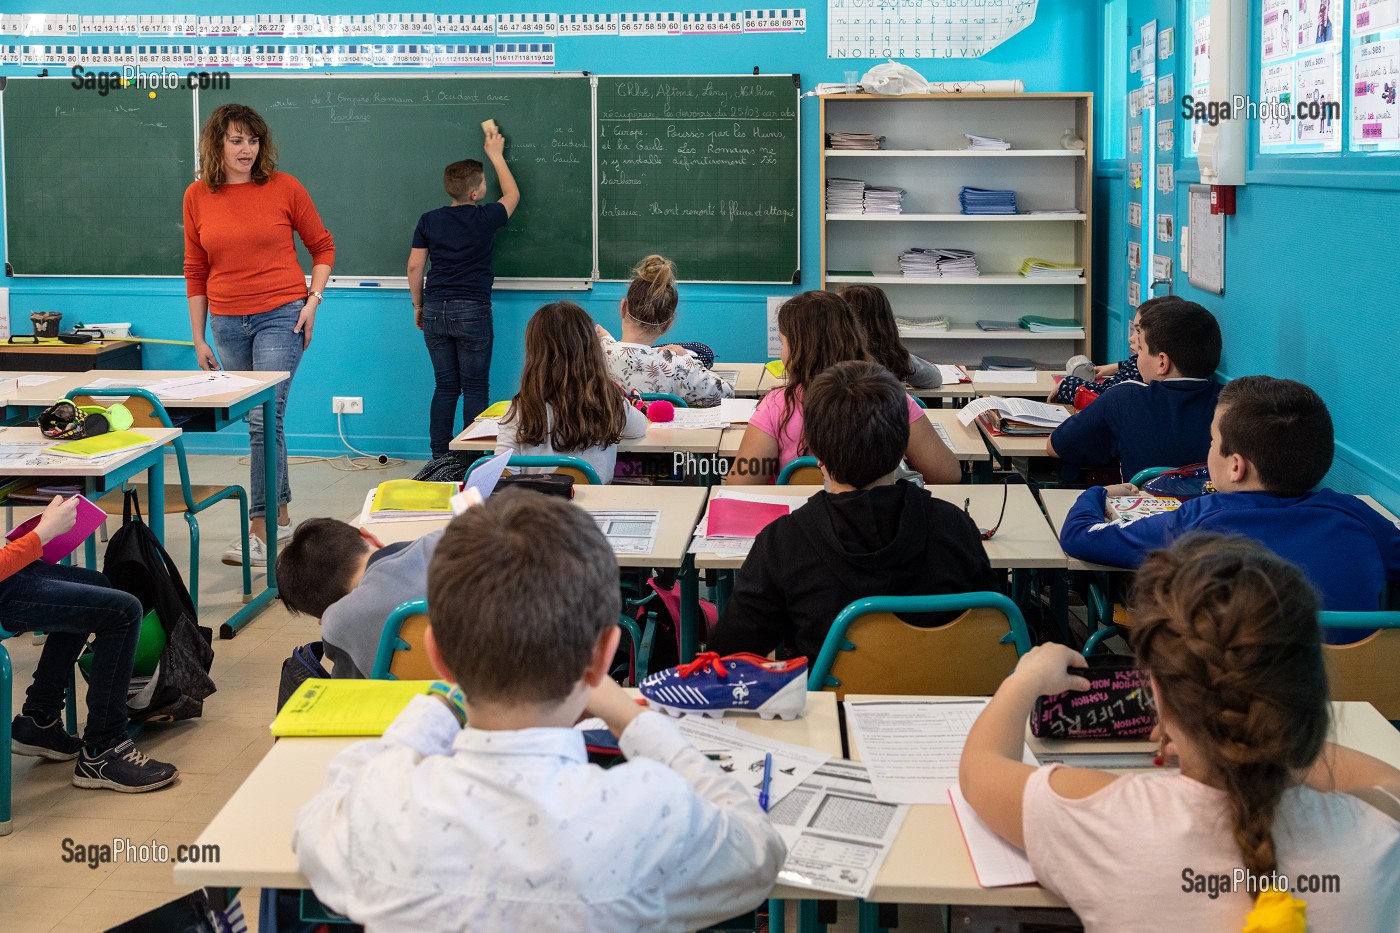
[1210,185,1236,215]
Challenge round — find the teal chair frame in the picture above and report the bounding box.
[466,454,604,486]
[372,598,430,680]
[911,395,928,410]
[809,592,1033,693]
[73,386,251,609]
[776,456,819,485]
[639,392,688,408]
[1319,611,1400,632]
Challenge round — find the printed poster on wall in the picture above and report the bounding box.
[1158,74,1175,104]
[1128,202,1143,228]
[1297,0,1339,52]
[1297,51,1341,145]
[1352,39,1400,142]
[1263,0,1295,60]
[1262,62,1296,146]
[826,0,1038,59]
[1355,0,1400,34]
[1189,4,1211,156]
[1129,124,1143,152]
[1141,21,1157,82]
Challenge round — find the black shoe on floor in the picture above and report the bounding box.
[11,714,82,761]
[72,739,178,793]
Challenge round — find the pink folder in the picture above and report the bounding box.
[6,495,108,563]
[706,497,792,538]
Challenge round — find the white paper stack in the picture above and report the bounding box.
[935,248,980,277]
[897,248,943,277]
[863,184,905,215]
[826,177,866,213]
[827,131,884,150]
[964,133,1011,150]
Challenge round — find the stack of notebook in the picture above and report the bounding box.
[863,184,905,215]
[1019,315,1082,333]
[826,177,866,213]
[1020,258,1084,279]
[964,133,1011,150]
[898,247,980,277]
[959,186,1018,215]
[826,132,885,150]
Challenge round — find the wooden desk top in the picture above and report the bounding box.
[449,424,723,456]
[691,484,1065,571]
[1037,487,1130,573]
[361,484,707,570]
[173,691,840,890]
[757,368,1062,401]
[843,697,1400,907]
[712,362,766,397]
[713,411,988,464]
[0,426,180,477]
[2,369,288,409]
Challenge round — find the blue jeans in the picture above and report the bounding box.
[422,299,492,458]
[210,300,304,518]
[0,562,142,749]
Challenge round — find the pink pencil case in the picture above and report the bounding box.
[6,495,108,563]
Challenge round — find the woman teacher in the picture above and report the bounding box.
[184,103,335,568]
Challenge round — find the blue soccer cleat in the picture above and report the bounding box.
[639,652,808,720]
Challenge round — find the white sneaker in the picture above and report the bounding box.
[221,535,267,568]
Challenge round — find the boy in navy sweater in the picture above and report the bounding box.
[408,124,521,462]
[1047,297,1222,482]
[1059,376,1400,643]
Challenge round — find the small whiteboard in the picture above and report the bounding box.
[1187,185,1224,295]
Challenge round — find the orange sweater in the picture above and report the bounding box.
[0,532,41,583]
[183,172,336,316]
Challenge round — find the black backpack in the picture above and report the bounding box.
[103,489,216,723]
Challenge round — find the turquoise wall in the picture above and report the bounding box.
[1096,1,1400,514]
[1,0,1094,457]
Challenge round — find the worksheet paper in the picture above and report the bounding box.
[589,509,659,554]
[937,364,970,384]
[665,408,731,430]
[845,698,1035,804]
[718,397,758,423]
[674,715,828,809]
[948,785,1037,887]
[970,370,1037,384]
[460,418,500,440]
[772,759,908,899]
[17,374,65,388]
[931,421,954,449]
[152,372,264,399]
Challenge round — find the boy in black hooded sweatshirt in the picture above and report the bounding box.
[708,361,997,665]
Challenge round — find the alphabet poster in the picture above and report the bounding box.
[827,0,1038,59]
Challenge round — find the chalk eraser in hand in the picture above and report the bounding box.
[481,119,498,134]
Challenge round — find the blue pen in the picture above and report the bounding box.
[358,282,380,287]
[758,752,773,812]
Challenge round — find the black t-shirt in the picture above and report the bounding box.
[411,201,509,303]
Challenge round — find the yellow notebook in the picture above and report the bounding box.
[477,400,510,419]
[45,429,155,460]
[271,679,436,736]
[765,360,786,378]
[370,479,455,513]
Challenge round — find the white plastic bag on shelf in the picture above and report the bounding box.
[860,61,930,96]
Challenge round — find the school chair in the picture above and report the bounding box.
[777,456,823,485]
[0,626,79,836]
[1081,603,1137,656]
[71,387,252,611]
[372,599,435,681]
[809,593,1033,699]
[639,392,688,408]
[911,395,928,410]
[1319,611,1400,721]
[465,454,603,485]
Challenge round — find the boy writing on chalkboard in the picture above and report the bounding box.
[408,120,520,470]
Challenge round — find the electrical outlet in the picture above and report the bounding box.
[332,396,363,414]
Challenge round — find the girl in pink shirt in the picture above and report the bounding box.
[726,291,959,485]
[960,534,1400,933]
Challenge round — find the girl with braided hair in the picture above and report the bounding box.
[960,533,1400,932]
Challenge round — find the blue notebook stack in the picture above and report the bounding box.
[959,186,1018,215]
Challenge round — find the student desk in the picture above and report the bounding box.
[4,369,291,638]
[972,402,1072,472]
[362,485,711,662]
[0,338,142,372]
[712,362,767,397]
[448,423,723,457]
[757,370,1062,403]
[841,698,1400,913]
[716,411,991,480]
[171,690,841,892]
[0,426,178,543]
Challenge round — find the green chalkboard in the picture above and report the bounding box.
[201,76,592,279]
[595,75,799,282]
[3,77,195,276]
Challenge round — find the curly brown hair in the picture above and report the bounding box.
[1131,533,1330,879]
[504,301,629,451]
[196,104,278,191]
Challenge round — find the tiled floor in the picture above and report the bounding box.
[1,453,950,933]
